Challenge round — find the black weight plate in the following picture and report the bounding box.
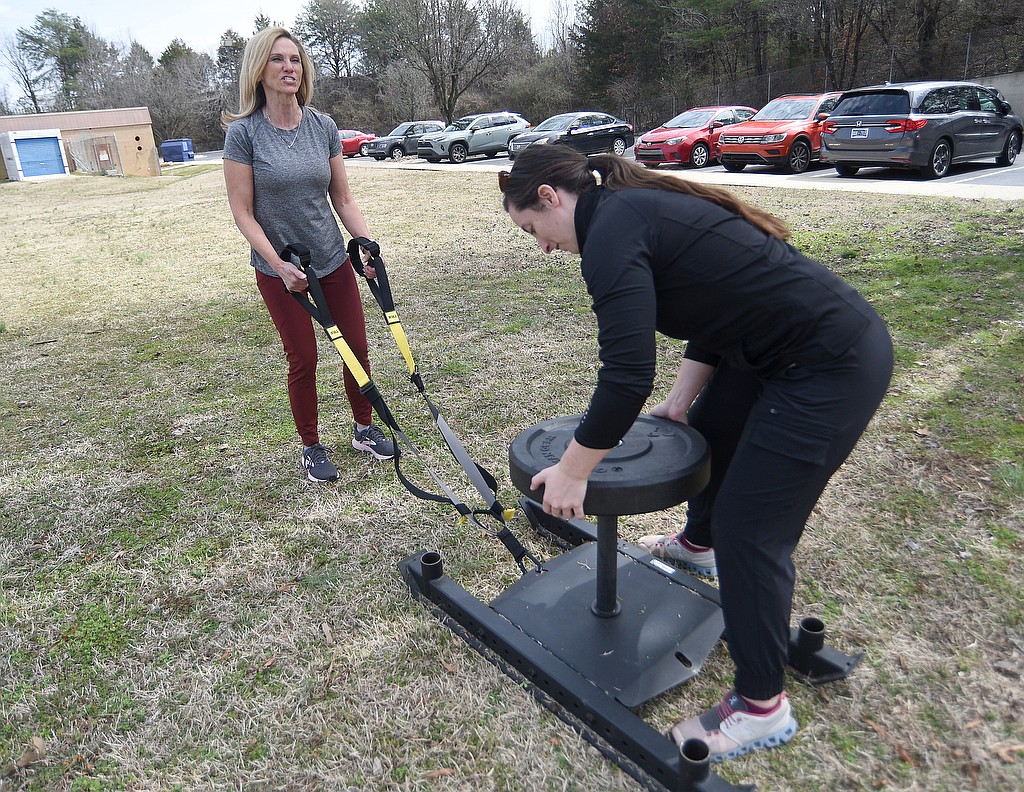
[509,414,710,516]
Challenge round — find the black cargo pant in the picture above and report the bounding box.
[682,316,893,700]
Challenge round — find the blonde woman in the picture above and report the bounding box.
[222,27,393,482]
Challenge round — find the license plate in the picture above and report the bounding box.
[851,128,869,139]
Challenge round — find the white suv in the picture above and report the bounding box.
[417,112,531,163]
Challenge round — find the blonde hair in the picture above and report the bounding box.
[221,27,315,129]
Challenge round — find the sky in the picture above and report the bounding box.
[0,0,557,61]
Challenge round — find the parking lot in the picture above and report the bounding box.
[193,147,1024,200]
[343,147,1024,200]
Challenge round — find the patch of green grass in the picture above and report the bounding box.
[159,164,223,179]
[857,254,1022,351]
[914,324,1024,462]
[995,461,1024,496]
[51,601,134,665]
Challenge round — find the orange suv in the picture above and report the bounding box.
[717,92,842,173]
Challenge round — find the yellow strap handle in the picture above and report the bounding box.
[385,311,416,376]
[327,326,370,388]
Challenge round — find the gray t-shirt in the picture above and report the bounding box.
[223,106,346,278]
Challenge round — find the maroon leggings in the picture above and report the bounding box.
[256,264,373,446]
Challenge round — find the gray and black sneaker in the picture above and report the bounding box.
[352,424,395,460]
[301,443,338,482]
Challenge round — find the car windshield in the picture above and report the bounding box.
[752,99,817,121]
[387,124,413,136]
[445,117,475,132]
[833,92,910,116]
[664,110,715,128]
[534,114,578,132]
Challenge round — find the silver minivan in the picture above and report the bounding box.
[819,81,1022,178]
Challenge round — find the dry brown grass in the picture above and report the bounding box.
[1,166,1022,791]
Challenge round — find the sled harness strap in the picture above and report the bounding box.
[280,243,540,575]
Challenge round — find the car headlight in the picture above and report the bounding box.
[760,134,786,144]
[665,137,687,145]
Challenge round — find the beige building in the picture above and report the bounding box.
[0,107,160,179]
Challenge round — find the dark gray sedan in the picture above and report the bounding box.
[819,81,1022,178]
[507,111,634,159]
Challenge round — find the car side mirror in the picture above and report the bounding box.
[709,121,723,129]
[816,112,830,121]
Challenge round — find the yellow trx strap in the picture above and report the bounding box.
[281,243,536,572]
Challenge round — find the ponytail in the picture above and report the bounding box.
[502,144,790,240]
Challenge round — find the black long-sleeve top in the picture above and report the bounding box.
[572,186,879,450]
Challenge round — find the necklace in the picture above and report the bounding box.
[264,108,302,149]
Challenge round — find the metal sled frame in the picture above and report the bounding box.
[398,497,863,792]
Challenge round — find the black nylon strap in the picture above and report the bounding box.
[280,243,542,572]
[277,244,514,543]
[347,237,394,316]
[346,238,514,525]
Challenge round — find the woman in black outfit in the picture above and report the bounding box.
[499,144,892,761]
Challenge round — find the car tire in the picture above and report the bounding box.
[372,156,385,161]
[689,143,711,168]
[344,153,355,158]
[921,139,951,178]
[641,162,659,169]
[611,137,627,156]
[359,143,370,157]
[389,147,405,161]
[449,143,469,163]
[784,140,811,173]
[485,151,498,158]
[835,164,860,177]
[996,130,1021,166]
[722,161,746,172]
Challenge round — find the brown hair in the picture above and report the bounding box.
[220,27,316,130]
[501,144,790,240]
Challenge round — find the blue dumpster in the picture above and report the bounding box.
[160,138,195,163]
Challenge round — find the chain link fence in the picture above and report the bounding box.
[67,133,123,176]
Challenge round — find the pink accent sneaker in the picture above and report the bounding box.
[637,534,717,577]
[669,691,798,761]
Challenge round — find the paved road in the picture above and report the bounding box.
[193,149,1024,200]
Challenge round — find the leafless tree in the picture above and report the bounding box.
[76,30,122,110]
[294,0,362,78]
[364,0,534,123]
[0,32,44,112]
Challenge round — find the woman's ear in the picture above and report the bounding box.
[536,184,559,207]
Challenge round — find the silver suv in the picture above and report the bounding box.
[417,112,531,163]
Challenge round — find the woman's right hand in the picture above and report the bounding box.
[280,262,309,293]
[648,399,689,424]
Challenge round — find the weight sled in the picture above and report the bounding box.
[399,414,863,791]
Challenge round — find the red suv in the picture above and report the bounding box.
[718,92,842,173]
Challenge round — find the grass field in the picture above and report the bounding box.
[1,165,1023,791]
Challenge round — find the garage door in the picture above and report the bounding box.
[15,136,65,177]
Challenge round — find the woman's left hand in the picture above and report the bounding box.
[532,462,588,520]
[363,260,377,279]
